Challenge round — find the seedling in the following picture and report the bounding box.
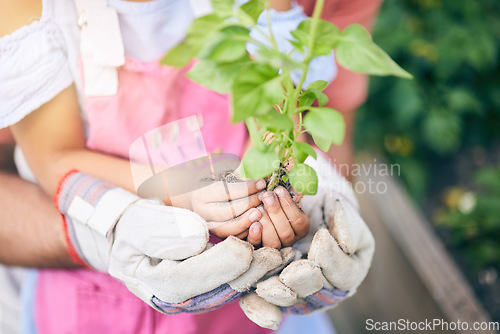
[162,0,411,195]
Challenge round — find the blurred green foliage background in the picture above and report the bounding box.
[354,0,500,280]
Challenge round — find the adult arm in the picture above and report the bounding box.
[0,171,76,267]
[0,127,75,267]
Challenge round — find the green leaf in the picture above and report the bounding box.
[161,14,225,67]
[290,28,308,48]
[303,107,345,152]
[231,64,284,122]
[289,39,305,54]
[199,26,250,62]
[187,55,251,94]
[445,88,482,115]
[291,19,341,57]
[293,142,317,163]
[256,112,294,131]
[160,39,201,68]
[311,135,332,152]
[336,24,413,79]
[288,163,318,195]
[421,109,461,154]
[240,0,266,24]
[390,80,422,129]
[299,88,329,107]
[242,146,280,179]
[187,13,226,36]
[298,92,315,108]
[307,80,328,91]
[211,0,234,17]
[251,45,291,70]
[245,118,266,152]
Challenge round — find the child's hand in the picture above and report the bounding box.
[247,186,310,249]
[187,179,267,240]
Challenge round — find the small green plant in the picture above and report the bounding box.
[162,0,411,194]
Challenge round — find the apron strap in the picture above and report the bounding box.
[74,0,125,97]
[74,0,213,96]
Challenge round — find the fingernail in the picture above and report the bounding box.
[263,192,276,205]
[257,205,265,214]
[251,222,262,234]
[256,179,266,190]
[275,186,285,197]
[258,191,263,201]
[249,210,260,222]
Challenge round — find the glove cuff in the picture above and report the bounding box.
[55,171,139,271]
[280,286,350,315]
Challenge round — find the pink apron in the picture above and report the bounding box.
[34,56,269,334]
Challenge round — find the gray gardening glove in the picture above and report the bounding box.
[56,171,286,314]
[239,153,376,329]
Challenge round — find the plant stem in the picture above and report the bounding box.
[266,6,280,53]
[268,0,326,190]
[239,36,273,52]
[295,112,303,141]
[267,169,280,191]
[282,70,294,114]
[290,0,325,109]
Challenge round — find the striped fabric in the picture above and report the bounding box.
[281,287,349,315]
[152,284,242,314]
[56,170,115,212]
[154,284,349,316]
[55,170,115,267]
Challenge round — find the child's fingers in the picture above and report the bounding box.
[203,179,266,202]
[258,206,282,249]
[204,192,262,221]
[247,222,263,246]
[207,207,262,239]
[288,186,304,204]
[275,187,309,239]
[262,191,296,247]
[235,230,249,240]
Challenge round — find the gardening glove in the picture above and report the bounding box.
[239,152,375,329]
[56,171,285,313]
[152,246,295,313]
[245,1,337,88]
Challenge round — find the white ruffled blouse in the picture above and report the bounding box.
[0,0,82,129]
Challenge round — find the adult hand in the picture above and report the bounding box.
[238,153,376,329]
